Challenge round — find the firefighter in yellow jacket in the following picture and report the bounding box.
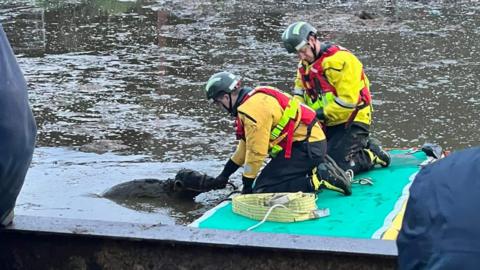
[281,22,391,174]
[205,71,351,194]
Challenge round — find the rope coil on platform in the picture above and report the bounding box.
[232,192,329,224]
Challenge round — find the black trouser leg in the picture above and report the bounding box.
[326,123,372,173]
[253,140,326,193]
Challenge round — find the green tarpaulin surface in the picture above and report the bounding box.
[192,149,427,239]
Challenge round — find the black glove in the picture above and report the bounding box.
[174,169,227,196]
[241,176,255,194]
[316,108,325,121]
[211,175,228,189]
[217,159,240,180]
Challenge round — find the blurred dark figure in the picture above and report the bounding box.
[0,24,37,226]
[397,147,480,269]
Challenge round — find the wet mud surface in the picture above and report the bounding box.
[1,0,478,224]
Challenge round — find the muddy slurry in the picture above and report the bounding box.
[3,0,479,224]
[79,140,130,154]
[99,178,205,222]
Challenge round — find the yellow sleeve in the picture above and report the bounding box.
[236,93,280,179]
[322,51,366,124]
[293,94,305,104]
[230,140,246,166]
[293,67,307,100]
[239,109,271,179]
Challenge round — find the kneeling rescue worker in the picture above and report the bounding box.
[205,71,351,195]
[282,22,391,173]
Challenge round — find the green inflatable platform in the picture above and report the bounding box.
[190,149,427,239]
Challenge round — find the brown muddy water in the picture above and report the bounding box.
[1,0,479,225]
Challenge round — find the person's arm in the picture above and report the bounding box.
[240,110,271,179]
[238,101,273,193]
[322,52,364,122]
[213,140,245,188]
[230,140,246,167]
[293,67,306,104]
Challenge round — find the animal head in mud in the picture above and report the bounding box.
[174,169,225,195]
[100,170,224,202]
[101,179,175,200]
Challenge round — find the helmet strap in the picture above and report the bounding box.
[227,92,234,116]
[215,92,233,115]
[221,103,230,114]
[311,36,320,61]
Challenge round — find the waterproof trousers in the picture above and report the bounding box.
[252,140,326,193]
[325,122,371,173]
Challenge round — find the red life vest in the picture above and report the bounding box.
[234,87,317,158]
[298,44,372,109]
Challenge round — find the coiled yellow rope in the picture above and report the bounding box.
[232,192,329,226]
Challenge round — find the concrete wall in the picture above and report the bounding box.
[0,215,397,270]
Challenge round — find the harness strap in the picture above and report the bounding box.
[311,77,322,101]
[284,109,302,158]
[269,105,302,159]
[344,70,371,129]
[271,98,299,140]
[237,87,317,159]
[344,99,369,129]
[269,133,288,151]
[305,118,318,159]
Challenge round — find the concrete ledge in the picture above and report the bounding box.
[0,215,397,269]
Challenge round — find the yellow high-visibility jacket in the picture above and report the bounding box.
[230,91,325,179]
[293,49,372,127]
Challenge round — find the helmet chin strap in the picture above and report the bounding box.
[222,92,234,116]
[312,42,318,61]
[309,36,320,62]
